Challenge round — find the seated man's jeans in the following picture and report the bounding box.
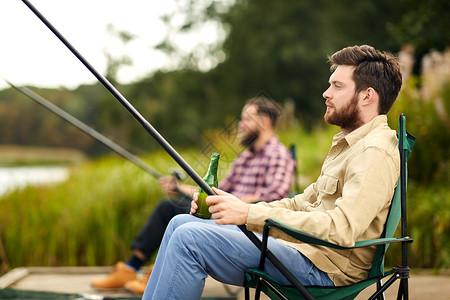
[131,197,191,258]
[143,214,333,299]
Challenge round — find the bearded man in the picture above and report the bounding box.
[91,97,295,294]
[142,45,403,299]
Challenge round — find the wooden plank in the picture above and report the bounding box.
[0,267,29,288]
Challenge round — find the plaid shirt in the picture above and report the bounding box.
[219,136,295,202]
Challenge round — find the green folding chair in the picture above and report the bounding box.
[244,114,415,300]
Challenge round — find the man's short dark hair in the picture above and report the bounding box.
[245,97,282,127]
[329,45,402,114]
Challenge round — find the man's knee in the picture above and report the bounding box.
[168,214,198,230]
[170,221,212,248]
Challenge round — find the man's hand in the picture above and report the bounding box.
[206,187,251,225]
[190,192,199,215]
[158,176,179,196]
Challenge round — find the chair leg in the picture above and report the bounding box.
[395,265,410,300]
[376,279,386,300]
[369,274,398,300]
[254,279,262,300]
[397,277,409,300]
[245,286,250,300]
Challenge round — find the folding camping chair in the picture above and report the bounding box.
[244,114,415,300]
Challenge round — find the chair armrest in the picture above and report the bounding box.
[265,218,413,250]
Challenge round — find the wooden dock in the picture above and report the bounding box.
[1,266,449,299]
[0,266,242,299]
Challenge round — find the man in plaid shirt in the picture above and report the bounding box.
[219,132,295,203]
[91,97,295,293]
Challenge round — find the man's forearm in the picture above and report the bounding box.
[177,183,198,198]
[241,195,260,203]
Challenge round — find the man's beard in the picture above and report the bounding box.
[239,130,259,148]
[324,93,362,132]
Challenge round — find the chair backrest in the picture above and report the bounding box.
[289,143,301,196]
[368,114,415,278]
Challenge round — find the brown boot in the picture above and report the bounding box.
[124,265,154,295]
[91,262,137,289]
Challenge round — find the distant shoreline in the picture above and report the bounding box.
[0,145,86,166]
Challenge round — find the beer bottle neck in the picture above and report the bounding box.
[203,153,220,185]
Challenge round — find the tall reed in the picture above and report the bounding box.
[1,153,171,268]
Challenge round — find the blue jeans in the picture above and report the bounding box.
[131,198,190,259]
[142,214,333,299]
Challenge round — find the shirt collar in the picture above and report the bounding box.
[332,115,388,147]
[249,135,278,155]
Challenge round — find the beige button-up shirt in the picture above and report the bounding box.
[246,115,400,285]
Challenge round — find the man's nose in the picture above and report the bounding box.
[322,87,331,100]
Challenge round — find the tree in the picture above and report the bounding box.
[157,0,406,126]
[388,0,450,74]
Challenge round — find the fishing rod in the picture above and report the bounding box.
[21,0,210,195]
[4,79,189,196]
[20,1,314,297]
[3,78,162,179]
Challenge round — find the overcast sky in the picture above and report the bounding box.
[0,0,222,90]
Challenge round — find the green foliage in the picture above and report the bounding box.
[125,70,219,149]
[0,146,85,166]
[388,0,450,73]
[201,0,405,126]
[384,52,450,269]
[385,184,450,269]
[388,77,450,185]
[408,184,450,269]
[0,86,99,153]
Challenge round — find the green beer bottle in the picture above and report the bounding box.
[194,152,220,219]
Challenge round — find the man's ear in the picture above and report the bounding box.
[261,114,272,129]
[362,87,378,106]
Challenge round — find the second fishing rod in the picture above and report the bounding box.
[4,79,188,193]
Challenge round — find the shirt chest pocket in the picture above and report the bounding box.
[316,174,340,196]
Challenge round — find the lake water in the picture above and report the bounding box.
[0,166,69,196]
